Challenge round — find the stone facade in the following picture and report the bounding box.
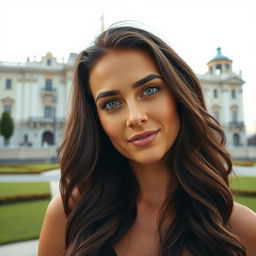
[0,52,75,149]
[198,47,246,148]
[0,49,252,159]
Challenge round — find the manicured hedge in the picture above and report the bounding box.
[0,163,59,174]
[232,160,256,167]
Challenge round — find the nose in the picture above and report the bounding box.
[126,102,148,128]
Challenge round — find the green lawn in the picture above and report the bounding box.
[234,196,256,212]
[0,182,50,197]
[0,199,50,244]
[0,163,59,174]
[230,176,256,211]
[229,176,256,191]
[0,196,254,245]
[0,175,255,245]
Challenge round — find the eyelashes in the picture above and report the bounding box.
[142,86,159,96]
[100,85,161,112]
[101,99,122,111]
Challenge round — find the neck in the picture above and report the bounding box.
[129,160,176,209]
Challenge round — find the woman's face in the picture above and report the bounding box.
[89,49,180,165]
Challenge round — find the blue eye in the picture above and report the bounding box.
[102,99,121,111]
[142,86,159,96]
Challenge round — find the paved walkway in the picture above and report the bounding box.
[0,169,61,198]
[0,169,60,182]
[232,165,256,176]
[0,166,255,255]
[0,240,38,256]
[0,169,60,256]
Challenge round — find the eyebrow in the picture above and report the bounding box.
[95,74,162,102]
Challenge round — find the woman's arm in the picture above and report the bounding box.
[230,202,256,256]
[38,194,67,256]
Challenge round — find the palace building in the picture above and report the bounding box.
[0,52,76,149]
[0,48,249,158]
[198,47,246,147]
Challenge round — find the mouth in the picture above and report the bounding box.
[128,130,159,147]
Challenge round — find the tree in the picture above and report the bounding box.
[0,111,14,146]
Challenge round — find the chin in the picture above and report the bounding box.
[130,152,166,165]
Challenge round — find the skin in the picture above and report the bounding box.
[38,49,256,256]
[89,49,180,208]
[89,48,181,255]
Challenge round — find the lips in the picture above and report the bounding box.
[128,130,159,147]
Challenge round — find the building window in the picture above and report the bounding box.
[213,89,218,98]
[45,79,53,91]
[215,64,222,75]
[231,89,236,99]
[44,106,53,118]
[225,63,230,71]
[42,131,54,146]
[24,134,28,144]
[47,59,52,66]
[4,105,12,115]
[232,111,237,122]
[233,133,240,146]
[6,79,12,89]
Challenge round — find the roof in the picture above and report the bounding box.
[208,47,232,63]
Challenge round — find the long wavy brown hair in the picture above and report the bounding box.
[59,25,246,255]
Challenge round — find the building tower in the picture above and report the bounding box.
[199,47,246,147]
[207,47,232,75]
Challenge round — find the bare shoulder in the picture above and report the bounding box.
[38,193,67,256]
[229,202,256,255]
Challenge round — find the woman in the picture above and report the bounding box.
[38,25,256,256]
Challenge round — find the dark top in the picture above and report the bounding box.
[100,247,117,256]
[110,248,117,256]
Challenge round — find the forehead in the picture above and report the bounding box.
[89,49,160,94]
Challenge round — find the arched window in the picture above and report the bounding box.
[42,131,54,146]
[215,64,222,75]
[233,133,240,146]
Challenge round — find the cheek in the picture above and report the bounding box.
[99,115,129,157]
[152,95,178,119]
[99,115,124,143]
[158,96,180,133]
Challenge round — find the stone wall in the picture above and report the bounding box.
[0,147,57,162]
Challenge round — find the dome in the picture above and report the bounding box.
[208,47,231,64]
